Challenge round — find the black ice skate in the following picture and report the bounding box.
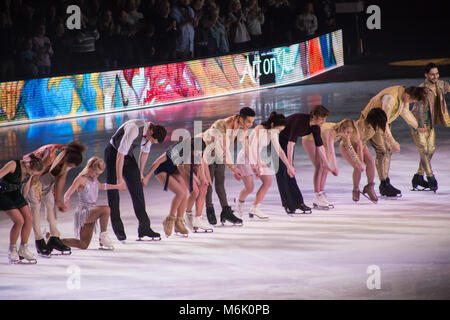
[47,236,72,255]
[386,177,402,197]
[379,179,399,199]
[137,228,161,241]
[35,239,51,258]
[411,174,429,191]
[220,206,243,226]
[286,203,312,215]
[206,206,217,225]
[426,175,438,193]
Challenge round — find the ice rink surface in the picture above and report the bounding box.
[1,78,449,300]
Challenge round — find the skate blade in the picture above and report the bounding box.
[220,221,243,227]
[249,214,270,219]
[51,251,72,256]
[360,192,378,204]
[193,228,213,233]
[328,204,335,209]
[174,232,189,237]
[98,246,114,250]
[411,187,431,192]
[9,259,20,264]
[380,195,399,200]
[136,237,162,242]
[313,204,330,211]
[37,253,52,258]
[19,257,37,264]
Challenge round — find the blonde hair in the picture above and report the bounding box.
[77,157,106,179]
[333,119,356,135]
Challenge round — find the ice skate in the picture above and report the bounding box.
[206,206,217,225]
[162,215,176,237]
[174,217,189,237]
[220,206,243,226]
[313,193,330,210]
[386,178,402,197]
[47,236,72,255]
[18,244,37,264]
[286,203,312,215]
[379,180,399,199]
[184,211,195,231]
[426,175,438,193]
[352,188,360,202]
[35,239,51,258]
[411,174,430,191]
[361,183,378,203]
[99,232,114,250]
[234,198,245,218]
[8,244,19,264]
[320,191,334,208]
[193,216,213,233]
[137,227,162,241]
[249,204,269,219]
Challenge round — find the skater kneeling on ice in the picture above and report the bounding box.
[0,155,44,264]
[143,137,213,237]
[61,157,126,250]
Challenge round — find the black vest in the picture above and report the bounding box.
[111,120,148,157]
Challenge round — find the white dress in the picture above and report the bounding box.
[74,177,99,239]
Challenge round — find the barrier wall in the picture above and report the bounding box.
[0,30,343,127]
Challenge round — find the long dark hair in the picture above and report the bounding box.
[404,86,428,104]
[366,108,387,132]
[260,112,287,129]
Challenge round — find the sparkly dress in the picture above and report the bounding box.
[74,176,99,239]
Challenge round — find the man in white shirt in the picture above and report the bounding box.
[105,119,167,241]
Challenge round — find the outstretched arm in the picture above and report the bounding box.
[142,153,167,186]
[63,175,84,207]
[55,168,70,212]
[0,161,15,180]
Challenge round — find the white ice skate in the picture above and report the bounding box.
[313,193,330,210]
[193,216,213,233]
[18,244,37,264]
[8,244,20,264]
[184,212,195,231]
[249,204,269,219]
[99,232,114,250]
[320,191,334,209]
[234,198,245,218]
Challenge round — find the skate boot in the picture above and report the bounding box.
[249,204,269,219]
[206,206,217,225]
[99,232,114,250]
[426,175,438,192]
[234,198,245,218]
[174,217,189,237]
[184,211,195,231]
[18,244,37,264]
[47,236,72,255]
[193,215,214,233]
[313,192,330,210]
[35,239,51,257]
[297,203,312,214]
[220,206,243,226]
[379,179,398,199]
[162,215,176,237]
[386,177,402,197]
[8,244,19,264]
[352,188,360,202]
[362,183,378,203]
[411,174,429,191]
[137,227,161,241]
[320,191,334,208]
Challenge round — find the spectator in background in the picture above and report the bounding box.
[0,11,16,81]
[98,9,118,70]
[261,0,277,46]
[244,0,265,49]
[171,0,196,59]
[315,0,336,33]
[70,17,100,72]
[18,38,38,77]
[152,0,178,62]
[33,23,53,76]
[206,3,229,55]
[295,2,318,38]
[126,0,144,27]
[272,0,293,44]
[115,10,137,67]
[137,24,156,65]
[192,0,207,57]
[50,21,70,75]
[226,0,251,52]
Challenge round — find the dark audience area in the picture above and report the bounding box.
[0,0,340,81]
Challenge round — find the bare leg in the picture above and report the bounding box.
[195,182,208,217]
[363,146,376,184]
[155,173,187,217]
[254,175,272,205]
[302,139,322,193]
[4,209,24,245]
[62,223,95,249]
[239,175,254,202]
[18,206,33,245]
[340,143,362,189]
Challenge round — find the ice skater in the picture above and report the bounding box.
[346,108,389,203]
[105,119,167,241]
[62,157,126,250]
[25,142,86,256]
[200,107,255,226]
[410,63,450,192]
[302,119,357,209]
[0,155,43,264]
[275,105,336,214]
[235,112,293,219]
[143,138,212,237]
[359,85,427,197]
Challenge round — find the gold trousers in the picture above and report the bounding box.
[369,129,392,181]
[410,128,436,177]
